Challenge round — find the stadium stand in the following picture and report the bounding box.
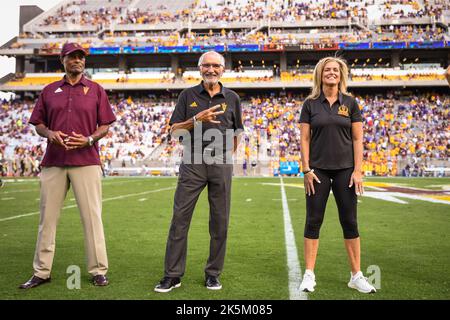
[0,0,448,177]
[1,91,448,177]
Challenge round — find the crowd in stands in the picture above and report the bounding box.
[5,0,447,52]
[97,96,173,168]
[240,94,303,175]
[29,0,450,29]
[0,100,44,177]
[374,24,446,42]
[380,0,450,20]
[11,25,447,53]
[360,91,448,175]
[39,0,132,27]
[1,91,448,177]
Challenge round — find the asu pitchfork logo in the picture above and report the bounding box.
[338,105,349,117]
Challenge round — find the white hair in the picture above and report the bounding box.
[197,51,225,67]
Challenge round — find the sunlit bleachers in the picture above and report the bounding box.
[5,73,63,86]
[183,69,274,83]
[92,71,175,84]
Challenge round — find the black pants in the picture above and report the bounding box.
[164,163,233,278]
[304,167,359,240]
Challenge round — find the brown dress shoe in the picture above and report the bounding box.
[19,276,51,289]
[92,275,109,286]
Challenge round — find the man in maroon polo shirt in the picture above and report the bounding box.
[19,43,116,289]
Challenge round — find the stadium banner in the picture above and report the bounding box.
[338,42,371,50]
[123,46,155,54]
[408,41,445,49]
[284,43,338,51]
[297,44,314,51]
[191,45,225,52]
[372,42,407,49]
[157,46,190,53]
[89,47,121,55]
[227,44,260,52]
[262,44,284,52]
[313,43,339,50]
[278,161,299,176]
[284,45,310,51]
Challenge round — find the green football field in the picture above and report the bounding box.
[0,176,449,300]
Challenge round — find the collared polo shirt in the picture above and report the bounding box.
[299,91,363,170]
[29,75,116,167]
[169,81,244,155]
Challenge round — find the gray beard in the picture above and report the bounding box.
[202,76,219,86]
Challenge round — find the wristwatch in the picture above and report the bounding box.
[192,115,201,126]
[302,168,314,174]
[88,136,94,146]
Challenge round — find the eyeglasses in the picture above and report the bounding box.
[200,63,223,69]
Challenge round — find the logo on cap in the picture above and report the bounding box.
[61,42,87,57]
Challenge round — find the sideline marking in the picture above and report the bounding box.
[280,177,307,300]
[0,187,175,222]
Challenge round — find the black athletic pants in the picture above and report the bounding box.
[304,167,359,240]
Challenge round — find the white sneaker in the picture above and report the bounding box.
[348,271,376,293]
[299,270,316,292]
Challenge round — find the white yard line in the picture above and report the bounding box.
[280,177,307,300]
[2,189,39,194]
[0,187,175,222]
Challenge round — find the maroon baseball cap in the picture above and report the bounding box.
[60,42,88,58]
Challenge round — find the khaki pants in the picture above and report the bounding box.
[33,165,108,279]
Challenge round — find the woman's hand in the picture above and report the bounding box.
[349,171,364,196]
[304,170,321,196]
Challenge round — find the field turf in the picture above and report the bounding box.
[0,177,449,300]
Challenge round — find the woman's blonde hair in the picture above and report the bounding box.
[307,57,350,100]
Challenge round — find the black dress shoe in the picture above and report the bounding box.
[92,275,109,286]
[154,277,181,293]
[19,275,51,289]
[205,275,222,290]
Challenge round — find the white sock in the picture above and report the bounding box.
[305,269,315,276]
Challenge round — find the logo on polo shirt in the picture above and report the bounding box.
[54,88,63,93]
[338,105,349,117]
[83,86,90,95]
[221,103,227,112]
[190,101,198,107]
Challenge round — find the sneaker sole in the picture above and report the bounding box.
[300,286,315,293]
[347,282,376,294]
[154,283,181,293]
[206,285,222,290]
[299,280,316,293]
[93,282,109,287]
